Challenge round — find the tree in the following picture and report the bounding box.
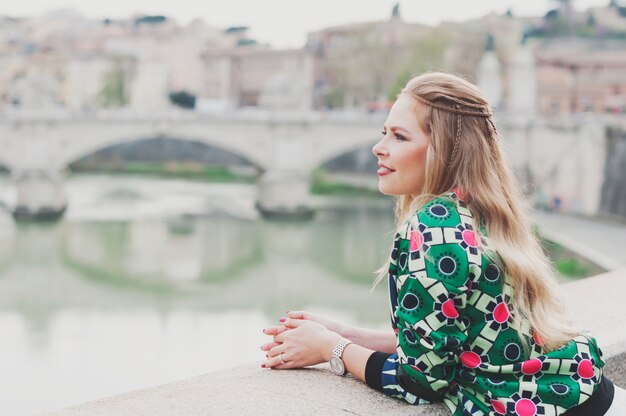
[99,59,128,108]
[388,31,448,100]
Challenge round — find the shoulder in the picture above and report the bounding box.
[395,192,486,284]
[397,191,472,240]
[392,194,480,299]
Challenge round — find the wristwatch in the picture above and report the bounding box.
[329,338,353,376]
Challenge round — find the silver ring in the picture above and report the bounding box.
[279,353,286,364]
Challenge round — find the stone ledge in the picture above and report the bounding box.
[560,269,626,388]
[45,269,626,416]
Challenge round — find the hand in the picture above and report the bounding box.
[285,310,344,336]
[260,321,288,353]
[262,318,341,370]
[260,311,346,353]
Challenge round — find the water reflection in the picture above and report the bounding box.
[57,206,394,297]
[0,175,395,415]
[62,215,263,289]
[0,214,16,275]
[311,204,395,284]
[0,201,394,315]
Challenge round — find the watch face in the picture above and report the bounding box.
[330,356,345,375]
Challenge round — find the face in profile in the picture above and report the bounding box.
[372,95,430,197]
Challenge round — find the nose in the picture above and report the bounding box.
[372,135,388,158]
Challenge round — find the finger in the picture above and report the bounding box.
[260,342,281,352]
[262,325,289,336]
[287,310,306,319]
[274,332,285,343]
[267,343,287,359]
[264,351,291,369]
[282,318,303,329]
[273,322,300,342]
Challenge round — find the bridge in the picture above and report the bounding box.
[0,112,383,219]
[0,111,624,220]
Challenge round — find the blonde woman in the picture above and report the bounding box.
[260,72,623,415]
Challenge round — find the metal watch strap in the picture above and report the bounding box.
[332,338,353,360]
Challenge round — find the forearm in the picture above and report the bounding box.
[336,342,375,383]
[339,325,396,353]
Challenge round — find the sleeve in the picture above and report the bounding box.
[365,212,473,404]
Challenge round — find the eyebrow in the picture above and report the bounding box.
[384,126,412,135]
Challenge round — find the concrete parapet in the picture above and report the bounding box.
[45,269,626,416]
[561,269,626,388]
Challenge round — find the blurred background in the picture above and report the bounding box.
[0,0,625,414]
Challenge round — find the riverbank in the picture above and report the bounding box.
[69,162,257,184]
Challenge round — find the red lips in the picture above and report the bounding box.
[377,162,395,176]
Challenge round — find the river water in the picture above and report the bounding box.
[0,174,396,415]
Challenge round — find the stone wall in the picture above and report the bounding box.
[502,120,607,216]
[599,127,626,219]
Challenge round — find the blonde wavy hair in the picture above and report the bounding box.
[373,72,577,351]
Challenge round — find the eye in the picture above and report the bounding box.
[381,129,407,141]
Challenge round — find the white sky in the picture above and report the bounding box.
[0,0,614,48]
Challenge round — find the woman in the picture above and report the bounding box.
[260,72,623,415]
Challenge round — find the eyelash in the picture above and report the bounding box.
[381,130,407,141]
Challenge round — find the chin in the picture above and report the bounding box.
[377,184,398,196]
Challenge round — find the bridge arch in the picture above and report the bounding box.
[65,136,264,174]
[0,116,386,218]
[305,134,379,173]
[57,123,272,172]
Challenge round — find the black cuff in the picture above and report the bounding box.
[563,375,614,416]
[365,351,392,392]
[397,365,445,402]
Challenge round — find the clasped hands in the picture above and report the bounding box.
[260,310,343,370]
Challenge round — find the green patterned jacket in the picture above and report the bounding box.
[366,190,606,416]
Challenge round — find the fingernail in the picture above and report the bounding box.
[286,309,291,313]
[261,363,266,368]
[279,318,286,323]
[262,329,266,333]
